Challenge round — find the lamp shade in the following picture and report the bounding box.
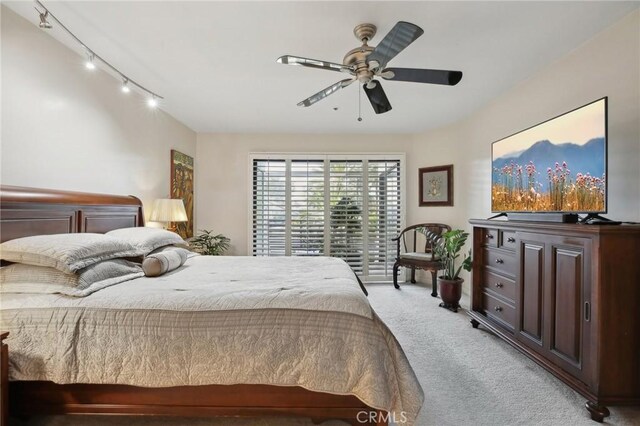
[149,199,188,222]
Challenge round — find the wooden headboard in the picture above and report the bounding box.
[0,185,144,243]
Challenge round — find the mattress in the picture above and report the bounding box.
[0,256,424,423]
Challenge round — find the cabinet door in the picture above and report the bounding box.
[516,232,592,384]
[516,235,545,352]
[544,236,592,383]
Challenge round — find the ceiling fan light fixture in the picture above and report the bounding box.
[380,70,395,80]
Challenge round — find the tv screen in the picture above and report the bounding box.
[491,97,607,214]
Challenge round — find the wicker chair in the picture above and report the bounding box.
[392,223,451,295]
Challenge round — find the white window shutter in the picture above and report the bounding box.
[251,155,403,282]
[252,159,286,256]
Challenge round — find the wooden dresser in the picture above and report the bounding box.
[468,219,640,422]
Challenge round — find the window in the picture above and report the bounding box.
[251,154,404,282]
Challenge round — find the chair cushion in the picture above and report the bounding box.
[400,252,440,261]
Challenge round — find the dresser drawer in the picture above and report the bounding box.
[499,231,517,251]
[482,270,516,302]
[483,291,516,331]
[483,248,517,277]
[482,229,499,247]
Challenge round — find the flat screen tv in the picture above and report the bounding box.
[491,97,607,216]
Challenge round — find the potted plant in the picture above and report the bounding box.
[189,229,230,255]
[420,228,472,312]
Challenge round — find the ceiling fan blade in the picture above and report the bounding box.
[382,68,463,86]
[277,55,353,73]
[366,21,424,70]
[363,80,392,114]
[297,78,355,107]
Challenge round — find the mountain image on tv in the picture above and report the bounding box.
[491,99,606,213]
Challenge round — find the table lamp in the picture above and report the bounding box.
[149,198,187,232]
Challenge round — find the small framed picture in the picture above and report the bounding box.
[419,164,453,207]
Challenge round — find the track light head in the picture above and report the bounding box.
[36,9,52,29]
[85,54,96,70]
[32,2,163,106]
[121,79,131,93]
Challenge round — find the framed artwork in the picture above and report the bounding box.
[419,164,453,207]
[171,150,194,238]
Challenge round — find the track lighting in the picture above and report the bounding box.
[121,79,131,93]
[36,8,52,29]
[85,54,96,70]
[34,0,163,106]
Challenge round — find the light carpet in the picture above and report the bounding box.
[12,282,640,426]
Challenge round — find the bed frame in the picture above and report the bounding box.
[0,185,387,426]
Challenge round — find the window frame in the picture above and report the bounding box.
[248,152,406,282]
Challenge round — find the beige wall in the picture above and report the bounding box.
[0,7,196,218]
[409,9,640,228]
[406,9,640,287]
[196,134,414,255]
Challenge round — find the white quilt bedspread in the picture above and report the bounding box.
[0,256,424,423]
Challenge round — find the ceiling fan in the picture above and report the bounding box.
[277,21,463,114]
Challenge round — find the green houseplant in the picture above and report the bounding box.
[189,229,230,256]
[420,228,472,312]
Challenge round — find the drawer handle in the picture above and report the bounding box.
[486,234,494,239]
[507,237,516,243]
[495,282,504,288]
[495,258,504,264]
[494,306,503,312]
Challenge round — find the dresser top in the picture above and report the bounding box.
[469,219,640,235]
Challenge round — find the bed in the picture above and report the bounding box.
[0,185,423,426]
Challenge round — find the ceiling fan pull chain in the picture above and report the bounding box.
[357,84,363,122]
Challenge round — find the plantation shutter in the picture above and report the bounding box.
[366,160,402,279]
[251,154,404,281]
[252,159,286,256]
[290,160,325,256]
[329,160,364,273]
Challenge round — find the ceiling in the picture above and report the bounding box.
[5,1,638,134]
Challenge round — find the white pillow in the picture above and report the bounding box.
[0,233,140,273]
[0,259,144,297]
[106,227,185,255]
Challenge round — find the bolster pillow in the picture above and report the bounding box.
[142,249,188,277]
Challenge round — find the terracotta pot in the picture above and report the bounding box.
[437,277,463,312]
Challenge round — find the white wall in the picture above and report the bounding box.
[196,134,414,255]
[0,7,196,217]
